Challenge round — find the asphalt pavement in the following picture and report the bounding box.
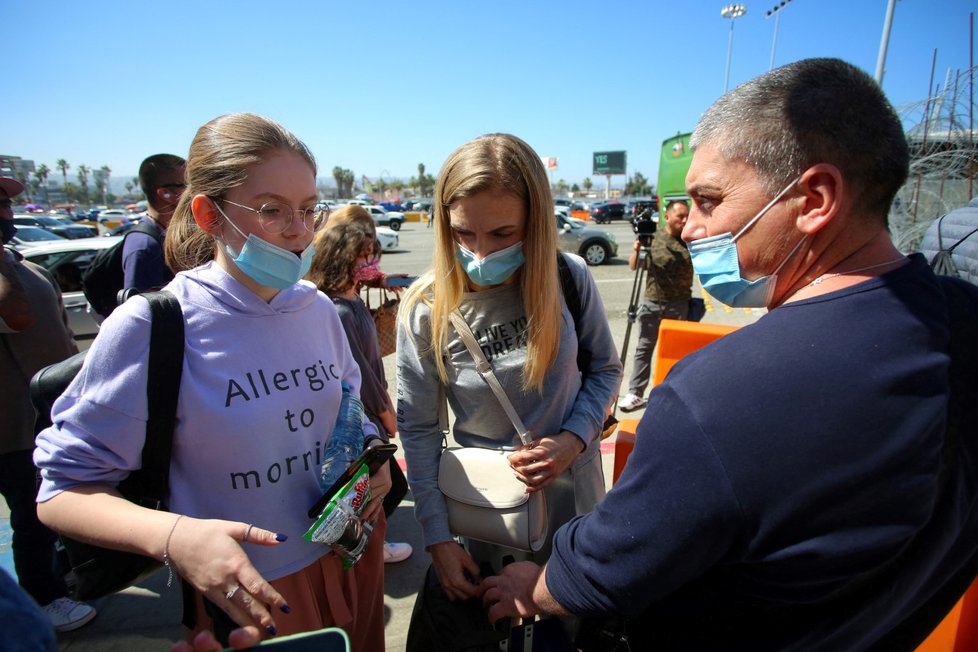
[0,220,764,651]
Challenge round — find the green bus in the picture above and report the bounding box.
[656,132,693,225]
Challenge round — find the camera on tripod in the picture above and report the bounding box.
[631,208,658,247]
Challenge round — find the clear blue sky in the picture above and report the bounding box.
[3,0,975,193]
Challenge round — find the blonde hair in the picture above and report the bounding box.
[326,204,377,237]
[165,113,317,272]
[400,133,560,392]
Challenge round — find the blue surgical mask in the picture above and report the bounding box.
[217,204,314,290]
[688,176,802,308]
[455,241,525,287]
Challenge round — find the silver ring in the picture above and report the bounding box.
[226,586,240,601]
[244,524,255,542]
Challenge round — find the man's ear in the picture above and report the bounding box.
[191,195,223,234]
[795,164,843,235]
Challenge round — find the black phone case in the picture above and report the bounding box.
[306,443,398,518]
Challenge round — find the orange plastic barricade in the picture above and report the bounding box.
[651,319,739,386]
[612,419,640,484]
[916,576,978,652]
[612,319,739,485]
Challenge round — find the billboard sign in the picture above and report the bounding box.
[593,151,626,175]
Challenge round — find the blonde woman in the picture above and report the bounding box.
[396,133,622,601]
[34,113,389,650]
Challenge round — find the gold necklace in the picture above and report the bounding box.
[808,257,905,287]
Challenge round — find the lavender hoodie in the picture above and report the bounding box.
[35,262,378,580]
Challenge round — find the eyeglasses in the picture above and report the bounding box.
[219,198,328,234]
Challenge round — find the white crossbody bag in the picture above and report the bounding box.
[437,310,548,552]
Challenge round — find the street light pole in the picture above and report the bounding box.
[722,4,748,94]
[875,0,897,85]
[766,0,791,71]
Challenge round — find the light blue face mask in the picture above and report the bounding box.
[688,176,802,308]
[217,203,314,290]
[455,241,525,287]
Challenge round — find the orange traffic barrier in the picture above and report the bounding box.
[916,576,978,651]
[612,419,639,485]
[651,319,739,385]
[613,319,739,486]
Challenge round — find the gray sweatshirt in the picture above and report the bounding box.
[396,253,623,548]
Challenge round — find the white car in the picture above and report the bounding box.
[9,225,67,251]
[375,226,399,251]
[19,236,122,345]
[363,205,405,231]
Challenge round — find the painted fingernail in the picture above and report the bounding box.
[280,604,291,614]
[275,533,288,542]
[266,625,278,636]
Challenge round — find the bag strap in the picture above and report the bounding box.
[448,310,531,446]
[117,290,184,507]
[557,253,591,378]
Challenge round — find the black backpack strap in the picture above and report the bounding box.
[118,290,184,508]
[126,220,165,245]
[557,253,590,375]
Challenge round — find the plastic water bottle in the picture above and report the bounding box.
[319,382,365,492]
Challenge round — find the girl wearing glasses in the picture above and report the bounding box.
[34,113,390,650]
[396,133,622,604]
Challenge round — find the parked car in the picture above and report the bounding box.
[589,201,627,224]
[556,213,617,265]
[379,201,405,212]
[13,214,97,239]
[104,222,141,237]
[375,225,399,251]
[363,205,405,231]
[97,209,130,224]
[19,236,123,344]
[8,225,67,250]
[626,198,658,218]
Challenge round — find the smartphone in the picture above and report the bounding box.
[227,626,350,651]
[307,443,398,518]
[384,276,417,288]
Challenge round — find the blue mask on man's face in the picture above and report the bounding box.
[454,241,525,287]
[688,176,802,308]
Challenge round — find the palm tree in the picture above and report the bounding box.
[125,181,134,197]
[417,163,426,197]
[56,159,70,202]
[35,164,51,207]
[77,165,90,204]
[582,177,593,194]
[99,165,112,205]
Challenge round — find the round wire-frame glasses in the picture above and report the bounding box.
[219,198,328,234]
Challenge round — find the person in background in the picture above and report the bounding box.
[483,58,978,650]
[617,199,693,412]
[33,114,390,650]
[919,194,978,285]
[0,175,97,633]
[396,133,621,602]
[307,216,412,564]
[122,154,186,292]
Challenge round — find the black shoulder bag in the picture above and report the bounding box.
[30,290,184,600]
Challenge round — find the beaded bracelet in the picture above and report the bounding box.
[162,514,184,588]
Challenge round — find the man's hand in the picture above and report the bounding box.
[482,561,545,624]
